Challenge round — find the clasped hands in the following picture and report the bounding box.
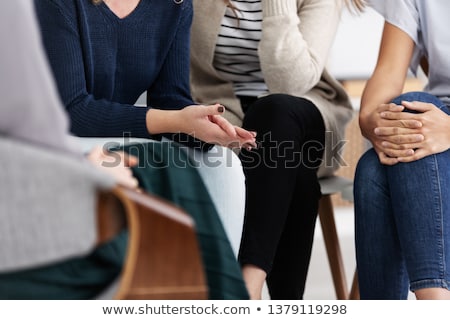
[179,104,257,151]
[367,101,450,165]
[87,103,258,189]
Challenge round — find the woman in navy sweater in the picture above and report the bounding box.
[31,0,254,299]
[35,0,256,144]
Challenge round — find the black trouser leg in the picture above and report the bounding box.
[238,94,325,299]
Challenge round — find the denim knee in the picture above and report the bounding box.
[354,149,382,188]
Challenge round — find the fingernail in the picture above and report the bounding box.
[218,106,224,113]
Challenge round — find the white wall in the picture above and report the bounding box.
[327,7,384,80]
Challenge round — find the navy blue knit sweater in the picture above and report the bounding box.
[34,0,194,139]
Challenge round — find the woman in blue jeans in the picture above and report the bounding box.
[355,0,450,299]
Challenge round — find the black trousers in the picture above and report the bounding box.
[238,94,325,299]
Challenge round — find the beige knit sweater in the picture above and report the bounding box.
[190,0,354,177]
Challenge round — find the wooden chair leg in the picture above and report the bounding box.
[319,194,349,300]
[349,270,360,300]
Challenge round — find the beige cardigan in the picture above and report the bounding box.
[190,0,353,177]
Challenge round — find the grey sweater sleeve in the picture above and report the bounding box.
[0,1,82,156]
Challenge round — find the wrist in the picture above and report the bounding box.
[146,109,183,134]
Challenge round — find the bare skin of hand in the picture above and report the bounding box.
[376,101,450,162]
[180,104,257,149]
[87,146,139,189]
[208,113,257,150]
[363,103,423,165]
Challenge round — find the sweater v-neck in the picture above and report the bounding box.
[100,0,147,22]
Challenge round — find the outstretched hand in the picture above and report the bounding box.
[180,104,257,149]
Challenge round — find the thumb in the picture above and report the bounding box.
[200,104,225,117]
[401,100,432,112]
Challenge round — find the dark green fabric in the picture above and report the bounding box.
[122,142,249,300]
[0,230,128,299]
[0,142,249,300]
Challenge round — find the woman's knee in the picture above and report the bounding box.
[391,91,447,110]
[243,94,324,145]
[187,146,245,199]
[354,149,385,193]
[189,146,245,257]
[243,94,318,129]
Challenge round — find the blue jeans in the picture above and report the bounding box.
[354,92,450,299]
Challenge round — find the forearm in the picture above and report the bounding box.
[146,109,184,134]
[68,98,150,138]
[359,68,406,139]
[146,107,214,151]
[360,21,415,141]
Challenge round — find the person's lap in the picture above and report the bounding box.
[0,230,128,299]
[75,136,246,257]
[0,141,248,300]
[182,144,245,257]
[122,141,248,299]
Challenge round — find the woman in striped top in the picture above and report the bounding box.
[191,0,365,299]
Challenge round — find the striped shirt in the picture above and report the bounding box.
[213,0,268,97]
